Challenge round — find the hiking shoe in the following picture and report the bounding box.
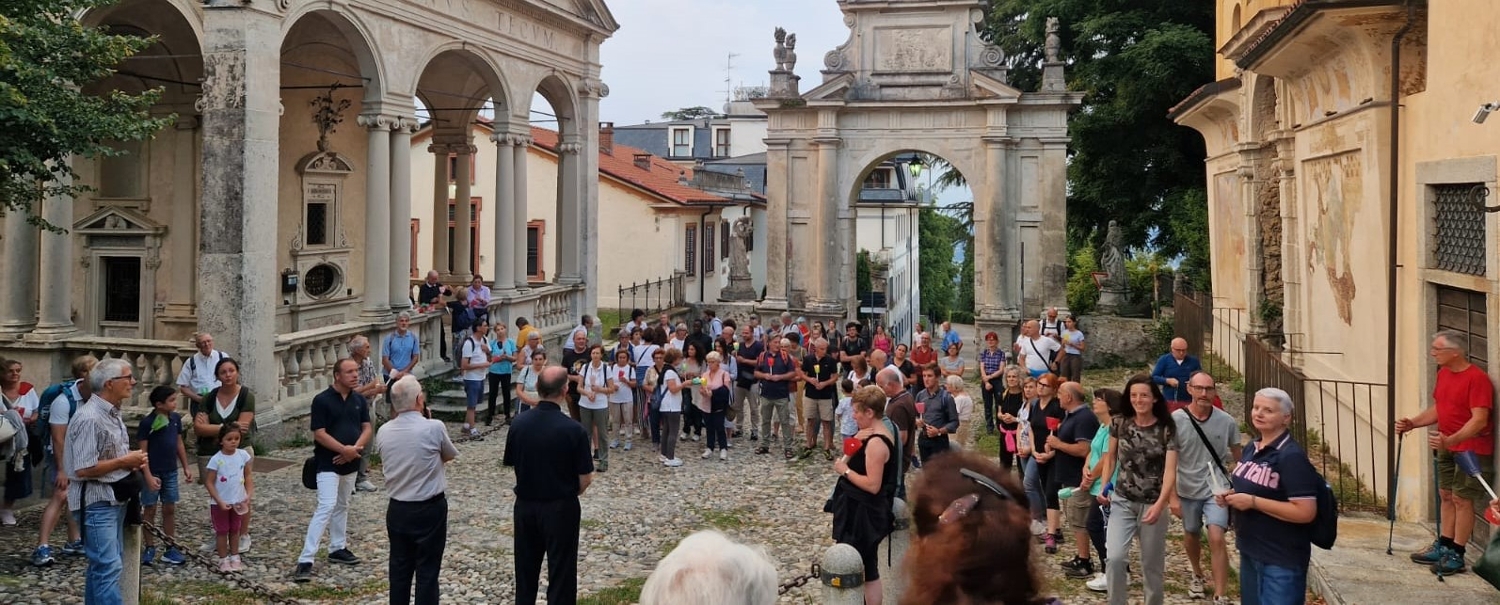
[294,562,313,582]
[1086,573,1107,592]
[754,447,770,455]
[1059,556,1086,572]
[162,548,186,566]
[1043,533,1057,554]
[1431,547,1466,575]
[60,540,84,556]
[1189,574,1206,599]
[1411,539,1443,564]
[1064,559,1095,579]
[328,548,360,565]
[30,545,54,567]
[356,480,378,492]
[141,546,157,566]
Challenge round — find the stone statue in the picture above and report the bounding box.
[1045,17,1062,63]
[774,28,789,71]
[721,216,757,301]
[785,33,798,72]
[1097,219,1128,314]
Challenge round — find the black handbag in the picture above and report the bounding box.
[108,471,143,502]
[302,456,318,489]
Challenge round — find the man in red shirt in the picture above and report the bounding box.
[909,333,938,367]
[1396,330,1494,575]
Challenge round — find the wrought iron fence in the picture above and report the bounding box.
[618,274,686,318]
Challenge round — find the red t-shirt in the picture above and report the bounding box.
[1433,364,1495,455]
[910,346,937,366]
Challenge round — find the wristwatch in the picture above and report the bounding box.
[841,469,851,478]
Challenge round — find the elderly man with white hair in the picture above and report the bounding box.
[350,335,386,492]
[67,357,150,604]
[640,530,779,605]
[375,375,457,605]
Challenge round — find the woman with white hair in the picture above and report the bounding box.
[945,375,974,447]
[1220,388,1320,605]
[641,530,778,605]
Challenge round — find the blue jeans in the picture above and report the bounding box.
[81,501,125,605]
[1239,554,1307,605]
[1023,457,1045,522]
[463,379,483,411]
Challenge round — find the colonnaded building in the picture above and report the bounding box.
[0,0,618,423]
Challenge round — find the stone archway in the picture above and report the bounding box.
[756,0,1081,336]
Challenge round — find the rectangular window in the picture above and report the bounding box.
[714,128,731,157]
[721,220,730,260]
[447,197,483,273]
[102,257,141,323]
[863,168,893,189]
[704,223,716,275]
[409,219,420,278]
[671,128,692,157]
[307,203,329,246]
[448,154,477,184]
[684,223,698,276]
[527,220,545,281]
[1432,183,1487,276]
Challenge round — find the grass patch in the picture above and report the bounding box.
[597,308,625,337]
[284,578,389,601]
[149,580,258,605]
[973,430,1002,458]
[579,577,647,605]
[692,505,755,530]
[278,433,314,449]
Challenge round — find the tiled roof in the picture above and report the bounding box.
[529,126,746,206]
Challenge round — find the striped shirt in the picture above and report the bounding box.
[65,395,131,512]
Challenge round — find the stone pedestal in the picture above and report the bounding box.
[1097,288,1127,315]
[720,277,756,301]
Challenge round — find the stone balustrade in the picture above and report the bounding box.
[488,283,585,347]
[61,338,194,411]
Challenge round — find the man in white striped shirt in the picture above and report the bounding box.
[66,358,149,605]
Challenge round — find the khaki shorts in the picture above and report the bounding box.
[803,398,834,423]
[1436,449,1493,501]
[1066,485,1093,531]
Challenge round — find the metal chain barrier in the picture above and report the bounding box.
[140,519,302,605]
[453,416,509,444]
[778,562,822,595]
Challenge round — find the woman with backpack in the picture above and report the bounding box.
[446,287,476,368]
[194,357,257,554]
[1219,388,1321,605]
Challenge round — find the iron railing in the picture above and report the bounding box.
[618,274,686,318]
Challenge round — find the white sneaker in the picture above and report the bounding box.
[0,509,16,526]
[355,480,378,492]
[702,448,712,459]
[1086,573,1107,592]
[1030,520,1047,537]
[609,440,619,449]
[719,449,728,461]
[624,441,633,451]
[658,454,668,463]
[1188,574,1205,599]
[239,535,252,553]
[691,434,700,442]
[664,458,684,467]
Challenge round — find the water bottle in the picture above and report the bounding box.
[1058,486,1075,500]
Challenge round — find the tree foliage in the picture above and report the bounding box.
[659,106,717,121]
[1065,239,1100,315]
[0,0,172,227]
[980,0,1214,263]
[918,206,967,322]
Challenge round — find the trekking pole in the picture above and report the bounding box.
[1432,445,1445,583]
[1387,431,1404,555]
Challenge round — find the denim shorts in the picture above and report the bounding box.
[141,471,180,507]
[463,379,484,410]
[1180,496,1229,534]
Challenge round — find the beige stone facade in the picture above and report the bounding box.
[1175,0,1500,522]
[0,0,616,423]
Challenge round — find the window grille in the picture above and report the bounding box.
[1432,183,1487,276]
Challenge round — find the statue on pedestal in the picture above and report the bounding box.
[1045,17,1062,64]
[721,217,757,301]
[1096,220,1129,314]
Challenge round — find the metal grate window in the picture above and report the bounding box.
[1432,183,1487,276]
[704,223,715,275]
[684,224,697,276]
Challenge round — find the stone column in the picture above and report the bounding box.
[1036,140,1070,314]
[976,137,1011,323]
[557,138,583,285]
[359,114,393,319]
[162,117,199,320]
[1238,159,1263,333]
[492,132,517,296]
[429,145,450,278]
[32,165,76,338]
[761,138,791,310]
[0,203,39,335]
[512,134,531,290]
[388,118,417,310]
[452,143,475,282]
[808,136,843,316]
[195,5,280,403]
[575,89,603,317]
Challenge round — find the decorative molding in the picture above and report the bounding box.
[393,117,421,133]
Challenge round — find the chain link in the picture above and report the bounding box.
[777,562,822,595]
[139,519,302,605]
[452,416,509,443]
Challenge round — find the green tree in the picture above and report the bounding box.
[0,0,171,227]
[1065,239,1100,315]
[856,249,873,301]
[659,106,717,121]
[980,1,1214,265]
[919,206,964,322]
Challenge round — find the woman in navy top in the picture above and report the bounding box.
[1220,388,1320,605]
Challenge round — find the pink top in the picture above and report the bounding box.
[699,365,733,413]
[872,334,893,355]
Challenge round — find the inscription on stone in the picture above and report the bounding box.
[874,27,953,73]
[407,0,564,51]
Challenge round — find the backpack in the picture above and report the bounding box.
[37,380,81,427]
[187,351,227,374]
[882,416,906,500]
[1310,477,1338,550]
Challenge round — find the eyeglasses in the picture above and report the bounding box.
[1039,382,1057,388]
[1188,384,1217,392]
[940,468,1018,524]
[108,374,136,384]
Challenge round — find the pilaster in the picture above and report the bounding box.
[452,142,476,283]
[0,203,39,337]
[760,138,791,312]
[161,116,200,323]
[556,138,584,285]
[810,135,844,316]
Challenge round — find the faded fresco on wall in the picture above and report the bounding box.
[1211,172,1247,309]
[1305,152,1361,325]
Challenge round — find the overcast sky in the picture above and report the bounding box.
[593,0,848,125]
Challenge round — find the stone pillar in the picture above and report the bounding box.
[1238,159,1264,333]
[809,136,843,316]
[429,145,450,278]
[512,135,531,290]
[162,117,199,320]
[0,203,39,336]
[33,166,75,338]
[452,143,475,282]
[557,138,583,285]
[388,118,417,311]
[1036,140,1070,315]
[492,132,517,296]
[761,138,791,311]
[575,90,603,318]
[195,5,280,403]
[976,136,1012,325]
[359,114,393,319]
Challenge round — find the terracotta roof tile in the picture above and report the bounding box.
[529,126,736,206]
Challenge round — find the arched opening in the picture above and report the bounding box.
[1231,3,1243,34]
[529,75,581,288]
[76,0,202,340]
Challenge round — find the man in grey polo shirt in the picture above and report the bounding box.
[374,376,457,605]
[1170,371,1240,603]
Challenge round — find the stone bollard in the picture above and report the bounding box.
[880,498,912,605]
[821,543,866,605]
[124,496,142,605]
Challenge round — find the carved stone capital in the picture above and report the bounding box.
[357,114,398,131]
[511,135,533,148]
[392,117,421,133]
[557,142,584,155]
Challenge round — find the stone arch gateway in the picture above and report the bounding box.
[754,0,1081,336]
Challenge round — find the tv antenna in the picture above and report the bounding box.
[724,52,739,107]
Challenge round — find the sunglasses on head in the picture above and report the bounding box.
[939,468,1018,524]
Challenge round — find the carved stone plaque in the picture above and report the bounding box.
[873,27,953,73]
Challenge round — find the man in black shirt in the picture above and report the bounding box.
[504,367,593,605]
[801,338,839,455]
[416,271,451,361]
[754,337,798,459]
[733,326,763,440]
[295,359,372,582]
[1046,381,1100,575]
[560,332,589,422]
[839,321,868,375]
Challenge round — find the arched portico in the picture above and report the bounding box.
[756,0,1081,336]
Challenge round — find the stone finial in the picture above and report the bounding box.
[773,27,790,71]
[1044,17,1062,63]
